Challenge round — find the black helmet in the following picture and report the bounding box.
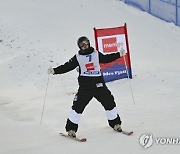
[77,36,90,49]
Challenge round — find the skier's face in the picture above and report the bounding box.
[79,40,89,50]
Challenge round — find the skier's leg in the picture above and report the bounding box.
[94,86,122,128]
[65,88,93,133]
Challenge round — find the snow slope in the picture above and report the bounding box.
[0,0,180,153]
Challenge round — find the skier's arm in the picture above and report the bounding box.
[53,55,79,74]
[99,52,120,63]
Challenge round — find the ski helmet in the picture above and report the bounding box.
[77,36,90,49]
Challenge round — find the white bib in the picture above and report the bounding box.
[76,50,101,77]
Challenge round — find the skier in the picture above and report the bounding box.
[47,36,126,138]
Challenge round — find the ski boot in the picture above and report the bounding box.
[68,130,76,138]
[113,124,122,132]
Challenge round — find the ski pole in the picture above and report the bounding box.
[122,49,136,104]
[40,74,50,124]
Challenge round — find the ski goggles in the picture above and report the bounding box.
[79,40,89,48]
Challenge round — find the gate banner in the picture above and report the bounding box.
[94,23,132,82]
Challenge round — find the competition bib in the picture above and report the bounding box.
[76,50,101,77]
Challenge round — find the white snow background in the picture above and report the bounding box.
[1,0,180,154]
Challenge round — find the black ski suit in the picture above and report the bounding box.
[53,47,122,132]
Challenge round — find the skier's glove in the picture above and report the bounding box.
[47,66,55,74]
[120,48,126,57]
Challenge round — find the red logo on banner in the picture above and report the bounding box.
[102,37,117,53]
[85,63,95,71]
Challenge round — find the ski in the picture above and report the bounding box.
[59,133,87,142]
[59,130,132,142]
[120,130,133,136]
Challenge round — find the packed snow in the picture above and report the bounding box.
[0,0,180,153]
